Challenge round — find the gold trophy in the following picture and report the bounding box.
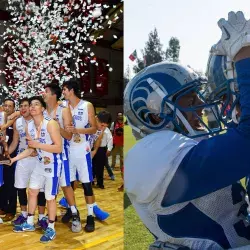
[0,131,11,164]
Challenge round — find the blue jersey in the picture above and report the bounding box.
[125,58,250,249]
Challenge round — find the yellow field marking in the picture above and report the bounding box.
[74,231,123,249]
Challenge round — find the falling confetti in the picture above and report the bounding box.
[1,0,122,99]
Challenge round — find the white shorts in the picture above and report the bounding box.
[59,158,75,187]
[14,157,36,189]
[69,150,93,183]
[29,170,60,200]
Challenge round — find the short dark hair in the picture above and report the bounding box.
[45,83,62,101]
[62,80,81,98]
[29,96,46,109]
[19,97,29,105]
[97,111,112,124]
[4,98,15,107]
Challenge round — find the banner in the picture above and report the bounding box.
[129,50,137,61]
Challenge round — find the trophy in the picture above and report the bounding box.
[0,131,11,164]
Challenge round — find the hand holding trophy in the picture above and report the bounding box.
[0,131,11,165]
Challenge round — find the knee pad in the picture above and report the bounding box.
[38,192,46,206]
[82,182,93,196]
[17,188,27,206]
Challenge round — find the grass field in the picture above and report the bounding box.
[124,125,154,250]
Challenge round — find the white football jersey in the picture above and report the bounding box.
[125,130,250,249]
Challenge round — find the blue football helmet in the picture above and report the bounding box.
[124,61,223,139]
[206,54,239,125]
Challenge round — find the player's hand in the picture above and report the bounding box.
[4,151,10,159]
[30,151,38,157]
[106,150,111,157]
[216,11,250,59]
[5,158,13,166]
[66,125,77,134]
[27,139,40,149]
[0,134,5,142]
[210,40,226,56]
[0,124,7,132]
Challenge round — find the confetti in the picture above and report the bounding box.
[2,0,119,98]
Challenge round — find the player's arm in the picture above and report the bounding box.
[61,107,73,140]
[8,121,19,155]
[8,111,21,121]
[66,102,97,135]
[10,148,35,165]
[27,120,62,153]
[106,128,113,156]
[2,119,16,130]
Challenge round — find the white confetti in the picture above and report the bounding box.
[2,0,116,98]
[92,7,102,18]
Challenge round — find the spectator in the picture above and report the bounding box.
[110,112,124,170]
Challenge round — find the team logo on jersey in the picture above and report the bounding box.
[74,115,82,121]
[45,168,52,173]
[39,138,46,144]
[73,133,81,143]
[38,154,43,162]
[19,148,25,154]
[44,156,51,165]
[20,132,26,138]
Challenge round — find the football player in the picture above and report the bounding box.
[125,11,250,250]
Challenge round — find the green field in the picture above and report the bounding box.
[124,125,154,250]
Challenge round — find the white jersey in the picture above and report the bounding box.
[28,117,62,177]
[16,117,30,154]
[0,112,5,126]
[89,130,102,149]
[68,100,91,153]
[125,130,250,250]
[44,104,69,160]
